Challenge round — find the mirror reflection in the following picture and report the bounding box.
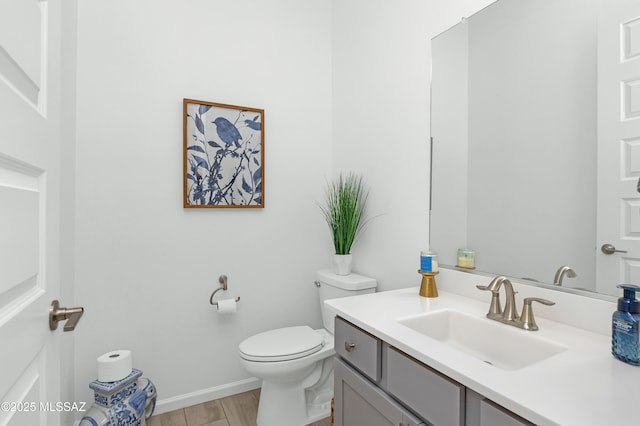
[430,0,640,298]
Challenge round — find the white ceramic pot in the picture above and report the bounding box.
[332,254,353,275]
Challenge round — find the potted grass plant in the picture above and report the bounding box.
[319,173,370,275]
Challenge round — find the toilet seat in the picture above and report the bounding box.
[239,326,325,362]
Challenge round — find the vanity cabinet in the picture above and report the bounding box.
[334,316,533,426]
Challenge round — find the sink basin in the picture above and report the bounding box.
[397,309,567,370]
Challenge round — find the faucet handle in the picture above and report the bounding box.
[524,297,555,306]
[520,297,555,331]
[476,285,502,318]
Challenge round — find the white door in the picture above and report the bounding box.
[0,0,64,424]
[597,0,640,294]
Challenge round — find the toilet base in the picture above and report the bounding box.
[256,376,333,426]
[255,356,334,426]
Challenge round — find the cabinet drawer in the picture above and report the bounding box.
[386,346,465,426]
[334,316,382,382]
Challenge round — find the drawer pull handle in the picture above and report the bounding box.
[345,342,356,352]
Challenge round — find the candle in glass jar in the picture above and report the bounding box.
[457,248,475,269]
[420,250,438,272]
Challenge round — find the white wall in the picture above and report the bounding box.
[73,0,333,412]
[70,0,497,415]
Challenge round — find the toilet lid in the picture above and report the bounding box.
[239,326,324,362]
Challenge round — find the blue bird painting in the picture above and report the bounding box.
[244,115,262,131]
[185,101,263,207]
[213,117,242,148]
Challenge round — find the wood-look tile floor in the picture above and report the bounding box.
[147,389,332,426]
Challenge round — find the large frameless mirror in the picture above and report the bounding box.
[430,0,640,298]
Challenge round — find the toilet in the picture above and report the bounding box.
[238,269,376,426]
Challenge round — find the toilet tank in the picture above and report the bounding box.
[316,269,377,334]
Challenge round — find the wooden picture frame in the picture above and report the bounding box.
[183,99,264,208]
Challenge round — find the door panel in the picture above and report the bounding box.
[0,0,62,424]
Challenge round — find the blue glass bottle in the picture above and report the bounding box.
[612,284,640,366]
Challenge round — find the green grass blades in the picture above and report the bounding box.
[319,173,370,255]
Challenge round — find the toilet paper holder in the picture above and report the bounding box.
[209,274,241,306]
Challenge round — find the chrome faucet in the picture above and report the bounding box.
[553,265,577,286]
[477,276,555,331]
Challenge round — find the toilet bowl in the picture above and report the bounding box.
[238,270,376,426]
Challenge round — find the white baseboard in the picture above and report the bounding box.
[152,377,262,415]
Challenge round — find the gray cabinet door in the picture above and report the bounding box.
[466,389,534,426]
[386,347,465,426]
[334,358,425,426]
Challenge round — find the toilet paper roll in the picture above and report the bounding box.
[216,298,237,314]
[97,350,133,382]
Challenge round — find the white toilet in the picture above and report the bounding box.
[238,269,376,426]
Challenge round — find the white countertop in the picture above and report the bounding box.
[325,270,640,426]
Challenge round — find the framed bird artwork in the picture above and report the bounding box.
[183,98,264,208]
